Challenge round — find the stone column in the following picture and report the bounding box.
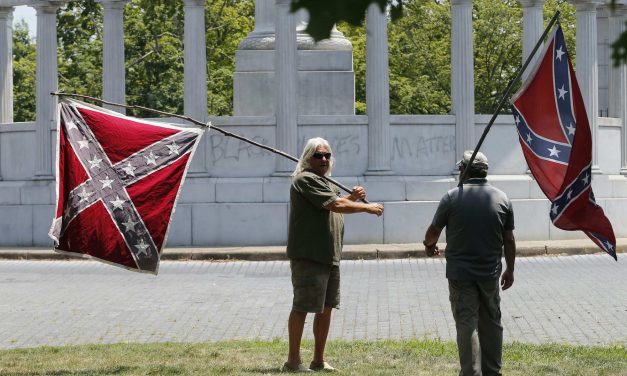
[572,0,602,173]
[274,0,297,174]
[34,2,65,180]
[0,7,13,124]
[183,0,208,175]
[365,3,392,175]
[98,0,128,114]
[609,5,627,174]
[451,0,475,162]
[519,0,545,82]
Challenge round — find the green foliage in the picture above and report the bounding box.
[342,0,577,115]
[12,20,36,122]
[124,0,185,117]
[53,0,253,117]
[291,0,627,66]
[291,0,403,41]
[473,0,522,114]
[57,0,103,98]
[339,0,453,115]
[388,0,452,114]
[337,22,367,114]
[612,28,627,66]
[205,0,255,115]
[11,0,581,118]
[610,0,627,66]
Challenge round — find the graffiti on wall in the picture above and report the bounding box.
[209,134,272,165]
[391,135,455,161]
[297,134,361,157]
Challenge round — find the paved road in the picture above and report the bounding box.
[1,254,625,350]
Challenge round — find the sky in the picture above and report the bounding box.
[13,5,36,37]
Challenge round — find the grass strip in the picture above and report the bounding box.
[0,339,625,375]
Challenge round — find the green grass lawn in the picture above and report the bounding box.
[0,339,625,375]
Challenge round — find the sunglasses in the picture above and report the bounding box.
[312,152,332,160]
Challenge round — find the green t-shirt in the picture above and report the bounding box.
[287,170,344,265]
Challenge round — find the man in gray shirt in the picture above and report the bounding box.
[423,150,516,376]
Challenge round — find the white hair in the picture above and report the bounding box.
[292,137,334,177]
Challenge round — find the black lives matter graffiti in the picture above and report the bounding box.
[392,135,455,161]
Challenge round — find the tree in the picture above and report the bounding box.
[124,0,185,117]
[295,0,627,66]
[473,0,523,114]
[57,0,103,99]
[340,0,576,115]
[53,0,253,117]
[122,0,254,116]
[12,20,36,122]
[387,0,451,114]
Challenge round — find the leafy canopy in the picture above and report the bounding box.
[299,0,627,66]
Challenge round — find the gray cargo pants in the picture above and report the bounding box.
[448,278,503,376]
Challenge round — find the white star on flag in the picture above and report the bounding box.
[135,239,150,256]
[548,145,561,157]
[555,46,565,61]
[100,176,114,189]
[144,151,159,166]
[78,138,90,149]
[122,162,136,177]
[551,204,559,215]
[110,196,125,210]
[66,121,78,130]
[566,123,575,135]
[582,173,590,185]
[77,187,94,202]
[557,85,568,100]
[122,218,138,233]
[526,133,532,144]
[566,190,573,200]
[88,156,102,170]
[167,143,181,155]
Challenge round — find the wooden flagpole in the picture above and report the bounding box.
[458,10,561,186]
[50,91,369,203]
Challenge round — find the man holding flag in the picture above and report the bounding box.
[423,150,516,376]
[421,17,618,375]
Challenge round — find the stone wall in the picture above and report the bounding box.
[1,114,626,247]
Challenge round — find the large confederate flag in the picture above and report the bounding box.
[49,100,203,273]
[511,25,616,259]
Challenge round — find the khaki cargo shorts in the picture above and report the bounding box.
[290,258,340,313]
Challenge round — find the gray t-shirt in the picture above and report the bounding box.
[287,170,344,265]
[432,178,514,281]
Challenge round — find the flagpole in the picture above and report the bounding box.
[50,91,369,203]
[458,10,561,186]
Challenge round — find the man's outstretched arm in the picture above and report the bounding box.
[324,186,383,216]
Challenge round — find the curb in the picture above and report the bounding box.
[0,240,624,262]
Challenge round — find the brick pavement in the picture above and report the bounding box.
[0,254,625,350]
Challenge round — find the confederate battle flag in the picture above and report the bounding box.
[511,25,617,260]
[49,100,203,273]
